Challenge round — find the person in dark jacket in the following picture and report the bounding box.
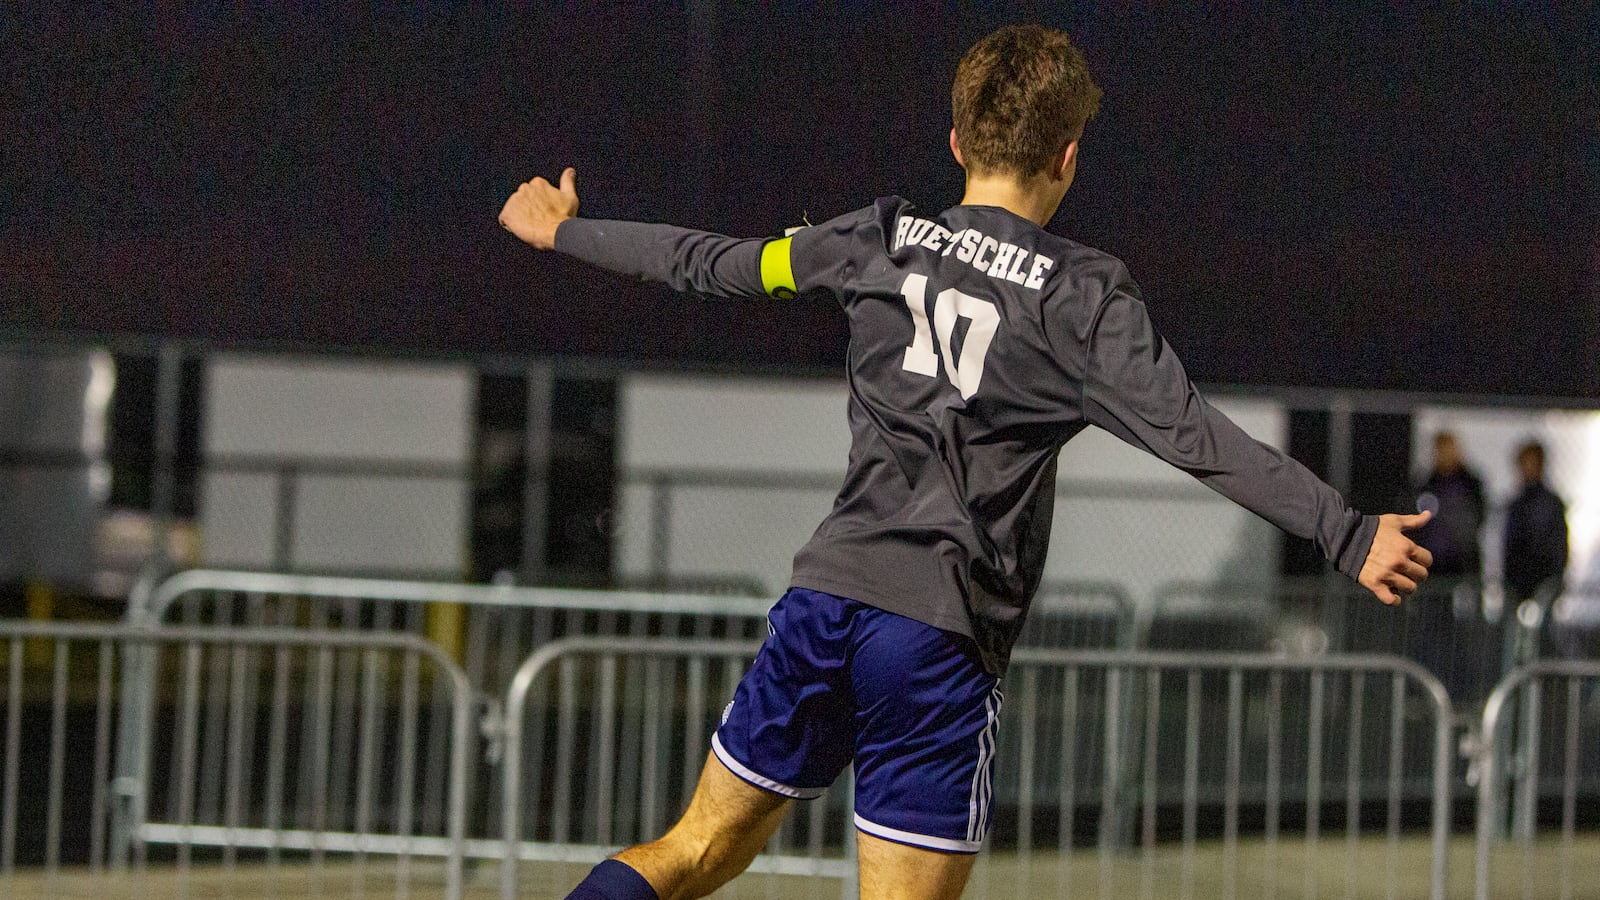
[1503,441,1568,603]
[1408,431,1487,697]
[1414,432,1486,579]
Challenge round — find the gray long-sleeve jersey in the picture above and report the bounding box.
[555,197,1378,673]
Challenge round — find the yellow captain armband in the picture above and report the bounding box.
[759,235,797,300]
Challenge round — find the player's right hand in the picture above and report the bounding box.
[1357,511,1434,605]
[499,167,579,250]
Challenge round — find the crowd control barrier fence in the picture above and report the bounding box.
[0,620,475,900]
[492,637,1457,900]
[1474,659,1600,900]
[9,570,1587,898]
[966,648,1456,900]
[121,568,782,863]
[82,570,1138,894]
[134,571,1137,690]
[499,636,856,899]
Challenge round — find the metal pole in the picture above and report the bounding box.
[521,365,553,583]
[272,465,297,571]
[150,343,183,572]
[650,478,672,583]
[109,566,164,869]
[1428,678,1453,900]
[114,343,184,861]
[1475,672,1517,900]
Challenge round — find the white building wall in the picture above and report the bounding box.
[198,354,472,576]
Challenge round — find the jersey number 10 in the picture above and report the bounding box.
[899,273,999,400]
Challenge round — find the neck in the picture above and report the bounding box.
[959,172,1065,226]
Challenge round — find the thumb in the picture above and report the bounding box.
[560,167,577,197]
[1393,509,1433,532]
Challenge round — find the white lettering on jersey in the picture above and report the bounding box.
[1025,254,1054,289]
[894,217,1056,291]
[956,229,981,262]
[986,242,1017,278]
[932,287,1000,400]
[898,275,1000,401]
[905,218,934,249]
[900,273,939,377]
[894,215,914,252]
[940,228,965,257]
[972,236,999,271]
[1005,247,1031,285]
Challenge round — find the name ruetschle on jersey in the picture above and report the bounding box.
[555,198,1378,674]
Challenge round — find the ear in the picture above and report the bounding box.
[950,128,966,169]
[1052,139,1080,181]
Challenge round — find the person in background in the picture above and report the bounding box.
[1414,431,1487,579]
[1502,441,1568,605]
[1409,431,1486,696]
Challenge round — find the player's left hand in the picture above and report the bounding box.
[1358,511,1434,605]
[499,167,579,250]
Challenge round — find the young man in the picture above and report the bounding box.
[500,24,1433,900]
[1502,441,1568,604]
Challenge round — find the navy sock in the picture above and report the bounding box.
[565,858,660,900]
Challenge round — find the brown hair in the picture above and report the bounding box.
[952,25,1103,178]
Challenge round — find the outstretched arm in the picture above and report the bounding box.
[499,168,777,299]
[1083,281,1433,605]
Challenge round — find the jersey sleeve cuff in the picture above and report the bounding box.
[1333,512,1380,581]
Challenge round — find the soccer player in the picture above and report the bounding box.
[500,24,1433,900]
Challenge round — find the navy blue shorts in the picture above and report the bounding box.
[712,587,1003,853]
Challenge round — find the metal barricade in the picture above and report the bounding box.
[0,620,474,900]
[499,637,856,900]
[1473,660,1600,900]
[134,570,1139,685]
[494,639,1454,900]
[123,568,1134,875]
[973,649,1455,900]
[135,569,777,694]
[121,570,777,865]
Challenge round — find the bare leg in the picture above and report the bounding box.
[856,830,977,900]
[614,752,792,900]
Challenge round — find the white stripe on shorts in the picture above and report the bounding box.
[966,687,1002,843]
[986,687,1004,835]
[711,732,827,800]
[855,812,983,854]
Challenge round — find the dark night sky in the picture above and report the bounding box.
[3,5,1598,397]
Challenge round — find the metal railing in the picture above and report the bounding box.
[487,638,1458,900]
[136,569,776,691]
[138,570,1137,668]
[1474,659,1600,900]
[6,573,1598,897]
[498,636,857,900]
[0,620,475,900]
[969,648,1457,900]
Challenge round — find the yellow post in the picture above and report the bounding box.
[426,601,466,663]
[25,579,54,666]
